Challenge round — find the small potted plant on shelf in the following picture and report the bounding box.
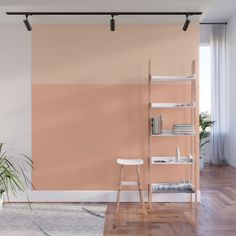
[199,112,215,170]
[0,143,33,209]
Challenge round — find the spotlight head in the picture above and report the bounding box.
[23,15,32,31]
[110,15,115,31]
[182,14,190,31]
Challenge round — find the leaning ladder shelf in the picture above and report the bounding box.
[148,61,198,209]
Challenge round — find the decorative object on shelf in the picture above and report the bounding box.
[152,181,195,193]
[151,116,163,135]
[188,153,193,162]
[199,112,215,170]
[175,146,180,162]
[0,143,33,209]
[173,124,195,135]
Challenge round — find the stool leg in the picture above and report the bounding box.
[116,165,125,214]
[148,183,152,210]
[136,165,146,214]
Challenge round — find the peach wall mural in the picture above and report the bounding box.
[32,25,199,190]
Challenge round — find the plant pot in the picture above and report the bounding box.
[200,158,205,171]
[0,194,3,210]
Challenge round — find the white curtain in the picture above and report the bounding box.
[210,24,228,165]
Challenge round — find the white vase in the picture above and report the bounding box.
[175,146,180,162]
[200,158,205,171]
[0,194,3,210]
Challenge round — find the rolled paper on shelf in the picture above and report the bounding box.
[175,146,180,161]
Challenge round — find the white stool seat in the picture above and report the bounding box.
[117,158,144,166]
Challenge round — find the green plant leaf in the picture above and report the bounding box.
[199,112,215,150]
[0,142,33,206]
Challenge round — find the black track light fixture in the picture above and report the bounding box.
[23,15,32,31]
[110,15,115,31]
[6,12,203,32]
[182,14,190,31]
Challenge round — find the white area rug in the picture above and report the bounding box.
[0,203,106,236]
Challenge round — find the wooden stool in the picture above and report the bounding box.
[116,158,145,214]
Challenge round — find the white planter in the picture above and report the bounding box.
[0,194,3,210]
[200,158,205,171]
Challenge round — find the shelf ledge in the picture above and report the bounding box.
[150,156,194,165]
[151,130,195,137]
[151,102,195,109]
[151,75,195,82]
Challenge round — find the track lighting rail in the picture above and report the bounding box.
[7,12,202,16]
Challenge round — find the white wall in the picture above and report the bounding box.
[0,24,31,172]
[199,26,211,163]
[227,13,236,167]
[200,24,211,44]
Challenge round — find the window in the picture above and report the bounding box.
[199,45,211,113]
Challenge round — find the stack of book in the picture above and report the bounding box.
[172,124,195,135]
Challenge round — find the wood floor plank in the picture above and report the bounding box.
[104,164,236,236]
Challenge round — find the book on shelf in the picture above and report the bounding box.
[151,116,163,135]
[172,124,195,134]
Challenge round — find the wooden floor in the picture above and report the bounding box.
[104,164,236,236]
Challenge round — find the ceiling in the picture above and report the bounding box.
[0,0,213,24]
[202,0,236,23]
[0,0,235,24]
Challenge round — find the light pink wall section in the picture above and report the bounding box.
[32,25,199,84]
[32,25,199,190]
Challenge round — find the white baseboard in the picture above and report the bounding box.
[6,190,201,203]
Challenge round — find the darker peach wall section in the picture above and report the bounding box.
[32,84,197,190]
[32,85,149,190]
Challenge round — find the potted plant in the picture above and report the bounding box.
[0,143,33,209]
[199,112,215,170]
